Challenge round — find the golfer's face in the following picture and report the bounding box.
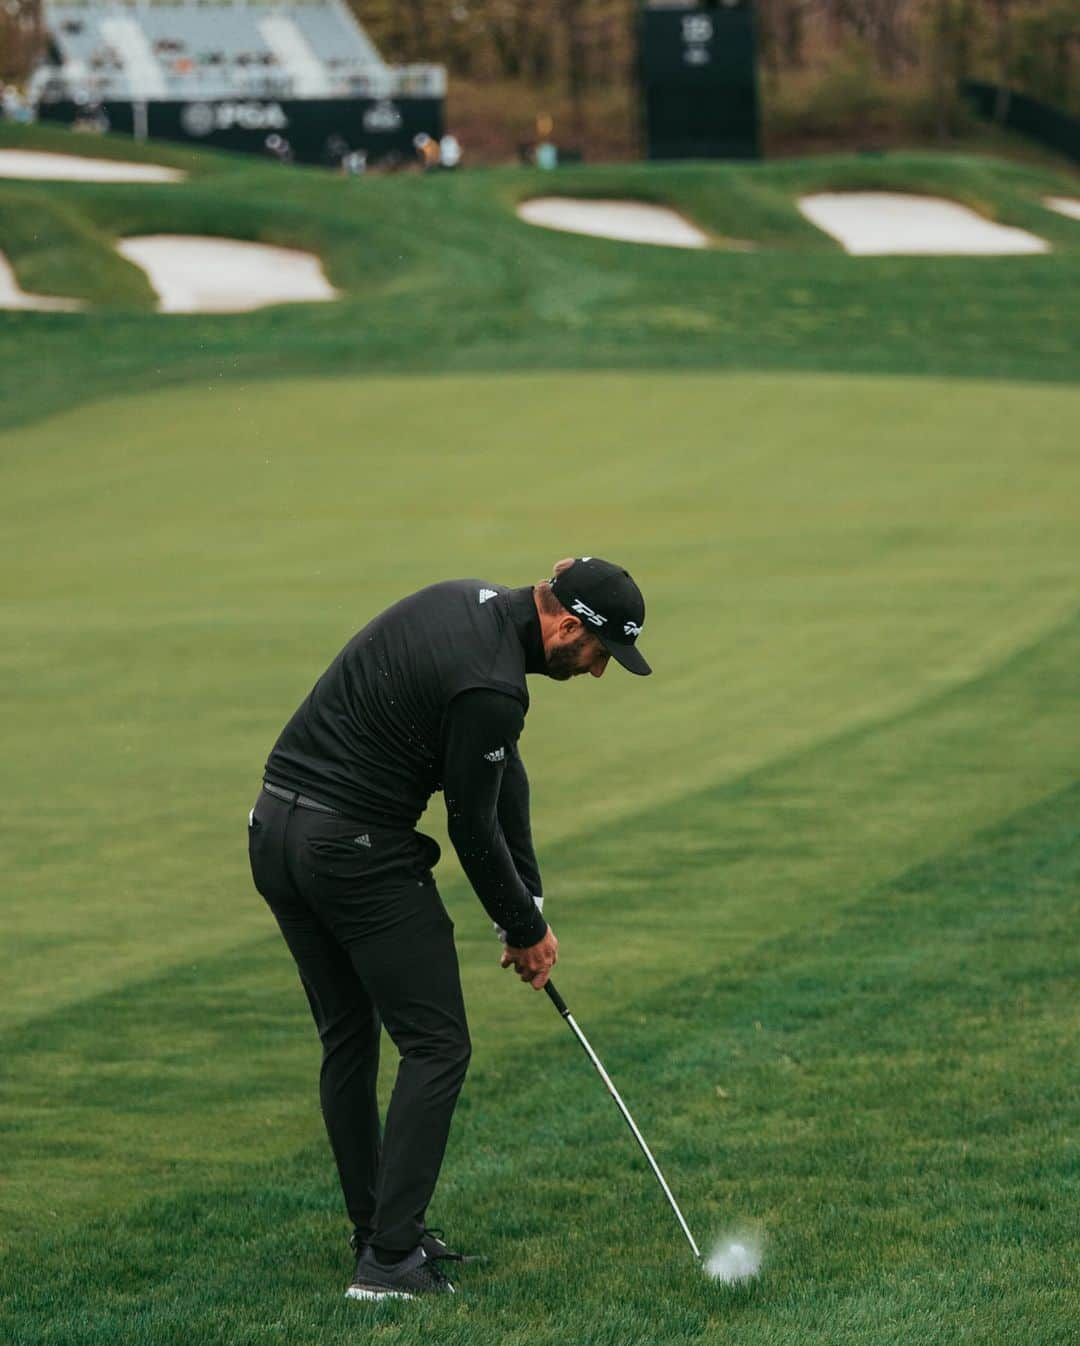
[580,635,610,678]
[546,627,610,680]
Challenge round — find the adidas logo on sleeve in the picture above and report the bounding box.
[483,746,506,763]
[478,588,498,604]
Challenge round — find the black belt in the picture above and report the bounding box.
[262,781,341,815]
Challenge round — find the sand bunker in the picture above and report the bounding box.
[1044,197,1080,222]
[0,251,81,311]
[116,235,338,313]
[0,150,185,183]
[798,192,1048,255]
[517,197,708,249]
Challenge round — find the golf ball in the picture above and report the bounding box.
[705,1237,761,1283]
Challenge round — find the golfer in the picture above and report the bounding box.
[248,556,650,1300]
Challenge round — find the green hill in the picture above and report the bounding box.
[0,124,1077,433]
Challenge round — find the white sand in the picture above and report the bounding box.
[517,197,709,249]
[116,235,339,313]
[0,251,82,311]
[0,150,185,183]
[1044,196,1080,222]
[798,192,1048,255]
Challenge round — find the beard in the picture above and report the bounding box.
[545,631,592,681]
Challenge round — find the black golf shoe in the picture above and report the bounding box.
[346,1244,455,1301]
[350,1226,479,1265]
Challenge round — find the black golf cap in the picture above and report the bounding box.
[550,556,651,676]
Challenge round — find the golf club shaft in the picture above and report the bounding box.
[544,980,702,1262]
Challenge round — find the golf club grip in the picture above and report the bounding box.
[544,980,570,1017]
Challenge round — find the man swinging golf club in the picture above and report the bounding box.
[248,556,651,1300]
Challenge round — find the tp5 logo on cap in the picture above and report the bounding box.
[570,598,607,628]
[551,557,651,677]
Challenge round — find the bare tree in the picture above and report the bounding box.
[557,0,588,145]
[757,0,809,73]
[1,0,46,83]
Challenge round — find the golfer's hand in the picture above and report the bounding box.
[501,926,558,990]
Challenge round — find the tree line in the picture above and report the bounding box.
[351,0,1077,114]
[3,1,1076,138]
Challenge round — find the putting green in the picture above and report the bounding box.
[2,369,1078,1344]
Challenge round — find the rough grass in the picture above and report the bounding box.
[0,125,1077,435]
[1,367,1078,1342]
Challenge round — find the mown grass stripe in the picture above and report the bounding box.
[3,602,1078,1241]
[3,779,1075,1344]
[3,589,1077,1043]
[6,369,1077,1032]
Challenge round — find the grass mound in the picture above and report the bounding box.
[0,188,153,307]
[0,125,1076,432]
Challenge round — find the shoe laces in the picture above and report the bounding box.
[425,1256,452,1289]
[422,1226,466,1261]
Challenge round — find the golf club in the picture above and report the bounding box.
[543,980,702,1263]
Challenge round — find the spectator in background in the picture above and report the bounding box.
[322,133,350,169]
[72,100,110,135]
[264,133,293,164]
[438,133,462,170]
[0,86,12,121]
[534,113,557,170]
[413,132,440,171]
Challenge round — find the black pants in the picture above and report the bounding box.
[248,787,471,1253]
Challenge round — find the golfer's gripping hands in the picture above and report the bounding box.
[502,926,559,989]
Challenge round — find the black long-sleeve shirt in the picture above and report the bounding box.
[442,688,545,947]
[265,580,549,947]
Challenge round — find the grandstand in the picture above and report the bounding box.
[31,0,446,165]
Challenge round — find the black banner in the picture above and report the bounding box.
[38,95,444,167]
[639,3,760,161]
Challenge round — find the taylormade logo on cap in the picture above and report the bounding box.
[551,556,651,677]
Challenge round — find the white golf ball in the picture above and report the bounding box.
[705,1237,761,1283]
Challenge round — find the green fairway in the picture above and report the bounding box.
[2,367,1078,1343]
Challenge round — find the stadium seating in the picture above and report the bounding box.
[40,0,444,104]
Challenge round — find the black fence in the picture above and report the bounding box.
[963,81,1079,165]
